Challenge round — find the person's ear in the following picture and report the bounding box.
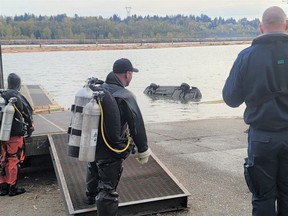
[285,19,288,31]
[259,23,264,34]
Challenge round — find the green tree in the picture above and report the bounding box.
[42,27,51,39]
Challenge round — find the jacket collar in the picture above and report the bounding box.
[105,72,125,87]
[252,33,288,45]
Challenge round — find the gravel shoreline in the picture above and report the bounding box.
[1,41,251,53]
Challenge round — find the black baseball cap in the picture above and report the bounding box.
[113,58,139,73]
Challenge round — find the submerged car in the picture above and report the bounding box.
[143,83,202,102]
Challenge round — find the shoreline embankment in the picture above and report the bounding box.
[1,41,251,54]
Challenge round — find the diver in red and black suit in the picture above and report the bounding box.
[0,73,34,196]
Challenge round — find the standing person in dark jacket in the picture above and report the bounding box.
[86,58,151,216]
[222,6,288,216]
[0,73,34,196]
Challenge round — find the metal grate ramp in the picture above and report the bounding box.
[21,85,64,113]
[48,133,189,215]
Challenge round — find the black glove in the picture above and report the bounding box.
[25,124,34,138]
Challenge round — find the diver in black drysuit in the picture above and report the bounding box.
[86,69,150,216]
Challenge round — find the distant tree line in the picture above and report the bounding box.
[0,13,260,43]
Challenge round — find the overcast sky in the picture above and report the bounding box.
[1,0,288,20]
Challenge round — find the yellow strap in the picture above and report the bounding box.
[98,98,130,153]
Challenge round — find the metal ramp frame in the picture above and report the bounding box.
[21,84,190,215]
[48,133,190,215]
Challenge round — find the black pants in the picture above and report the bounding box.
[86,162,99,199]
[86,158,123,216]
[244,128,288,216]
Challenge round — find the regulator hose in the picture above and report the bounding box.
[12,103,22,117]
[97,98,131,153]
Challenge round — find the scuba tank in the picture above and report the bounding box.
[0,97,16,141]
[67,81,93,157]
[0,90,6,122]
[68,77,131,160]
[78,91,103,162]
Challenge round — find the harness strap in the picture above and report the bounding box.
[71,104,84,113]
[67,127,81,136]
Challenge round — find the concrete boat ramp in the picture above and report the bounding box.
[147,118,252,216]
[0,85,252,216]
[12,85,190,215]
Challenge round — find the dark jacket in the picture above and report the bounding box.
[222,33,288,131]
[95,72,148,160]
[5,73,34,136]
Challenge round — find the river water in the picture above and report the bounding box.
[2,44,248,123]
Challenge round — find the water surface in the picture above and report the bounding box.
[3,44,247,123]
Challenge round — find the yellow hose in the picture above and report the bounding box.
[12,103,22,117]
[98,98,131,153]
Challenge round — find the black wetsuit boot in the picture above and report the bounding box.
[0,183,9,196]
[9,184,26,196]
